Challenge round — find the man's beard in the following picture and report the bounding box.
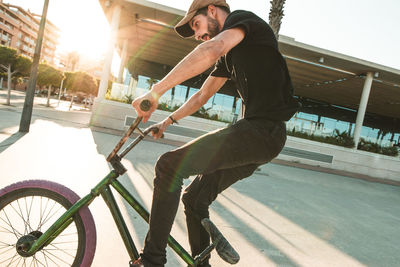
[207,16,220,39]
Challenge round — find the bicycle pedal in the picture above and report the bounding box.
[201,218,240,264]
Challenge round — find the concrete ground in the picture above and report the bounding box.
[1,89,400,267]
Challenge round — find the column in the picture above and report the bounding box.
[353,72,374,148]
[117,39,128,83]
[96,4,122,100]
[128,75,137,97]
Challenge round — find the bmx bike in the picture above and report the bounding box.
[0,101,240,266]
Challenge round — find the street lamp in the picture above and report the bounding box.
[57,74,65,107]
[19,0,50,132]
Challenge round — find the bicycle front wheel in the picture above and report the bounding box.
[0,180,96,267]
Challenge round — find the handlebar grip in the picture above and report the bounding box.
[146,127,164,138]
[140,100,152,111]
[151,127,159,134]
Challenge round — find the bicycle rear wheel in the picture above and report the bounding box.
[0,180,96,267]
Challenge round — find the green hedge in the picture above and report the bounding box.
[287,129,355,148]
[106,96,398,157]
[358,139,398,156]
[288,129,398,157]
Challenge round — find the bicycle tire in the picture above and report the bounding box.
[0,180,96,267]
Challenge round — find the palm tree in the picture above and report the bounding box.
[269,0,286,38]
[146,78,158,90]
[67,51,80,71]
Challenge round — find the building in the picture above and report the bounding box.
[0,0,60,65]
[93,0,400,149]
[56,50,105,81]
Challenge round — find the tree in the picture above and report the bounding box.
[0,46,32,105]
[171,86,175,104]
[66,51,79,71]
[146,78,157,89]
[377,129,389,145]
[12,56,32,89]
[37,63,63,107]
[269,0,286,38]
[64,71,97,109]
[0,72,7,88]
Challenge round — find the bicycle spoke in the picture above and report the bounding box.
[7,254,21,267]
[40,250,49,266]
[39,197,43,230]
[0,251,18,266]
[32,254,46,267]
[47,240,78,250]
[0,224,18,235]
[44,254,61,267]
[0,245,15,254]
[47,240,78,246]
[39,206,64,231]
[16,200,26,235]
[38,198,52,230]
[58,231,78,237]
[11,254,23,267]
[38,200,60,231]
[38,197,50,231]
[14,256,23,267]
[25,197,35,234]
[41,249,70,266]
[42,250,61,267]
[0,240,14,246]
[7,202,29,235]
[0,209,22,238]
[46,242,76,259]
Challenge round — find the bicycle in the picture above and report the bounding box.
[0,100,240,267]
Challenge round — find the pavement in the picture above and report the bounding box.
[1,89,400,267]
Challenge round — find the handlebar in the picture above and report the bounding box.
[143,126,159,135]
[106,100,157,162]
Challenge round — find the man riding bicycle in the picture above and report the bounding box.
[131,0,299,266]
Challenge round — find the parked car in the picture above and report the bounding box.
[60,94,71,101]
[82,97,93,105]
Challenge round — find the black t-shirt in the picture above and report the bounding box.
[211,10,299,121]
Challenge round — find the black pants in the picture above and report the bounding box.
[141,118,286,267]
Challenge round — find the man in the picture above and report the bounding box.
[131,0,299,266]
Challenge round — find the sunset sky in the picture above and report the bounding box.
[4,0,400,70]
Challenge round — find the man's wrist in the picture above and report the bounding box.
[148,89,159,101]
[151,83,167,100]
[168,115,179,125]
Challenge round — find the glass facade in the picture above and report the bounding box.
[134,75,399,146]
[136,75,240,122]
[287,112,400,147]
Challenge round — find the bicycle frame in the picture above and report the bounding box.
[25,117,209,267]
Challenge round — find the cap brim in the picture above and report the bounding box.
[174,11,196,38]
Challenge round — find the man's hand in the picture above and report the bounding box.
[131,91,158,123]
[151,118,172,139]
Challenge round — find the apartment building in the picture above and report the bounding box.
[0,1,59,65]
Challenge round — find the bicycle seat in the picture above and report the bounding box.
[201,218,240,264]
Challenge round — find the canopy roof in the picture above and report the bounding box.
[99,0,400,127]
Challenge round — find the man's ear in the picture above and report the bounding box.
[208,5,217,17]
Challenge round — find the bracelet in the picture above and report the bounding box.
[168,115,178,124]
